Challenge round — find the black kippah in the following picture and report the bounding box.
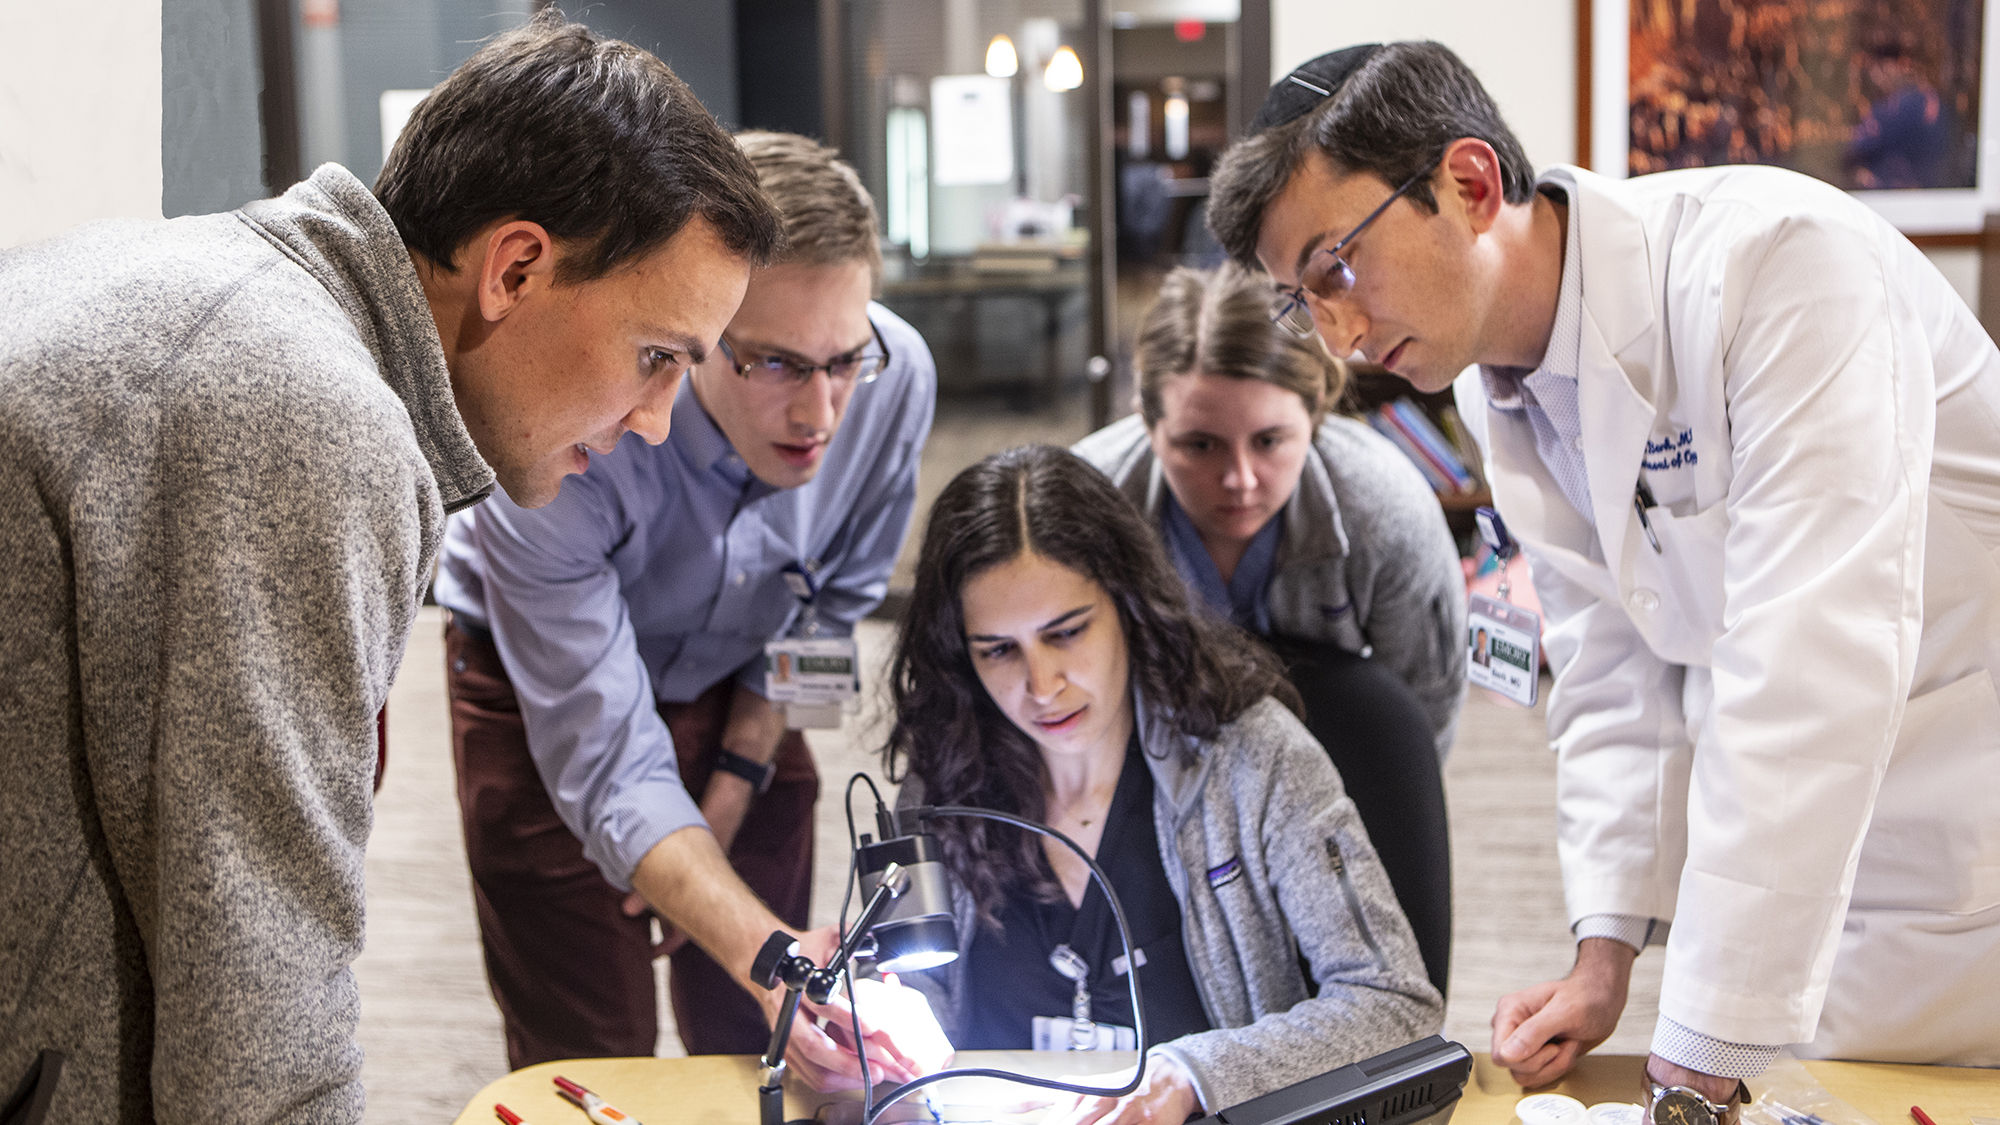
[1250,44,1383,133]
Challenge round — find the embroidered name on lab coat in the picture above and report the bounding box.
[1643,428,1698,471]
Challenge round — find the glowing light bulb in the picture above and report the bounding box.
[1043,45,1083,92]
[985,34,1018,78]
[1164,93,1189,159]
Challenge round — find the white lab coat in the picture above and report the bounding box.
[1456,165,2000,1065]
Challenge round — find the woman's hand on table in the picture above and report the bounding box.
[1033,1053,1202,1125]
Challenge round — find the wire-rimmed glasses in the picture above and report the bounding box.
[719,320,891,387]
[1270,161,1439,339]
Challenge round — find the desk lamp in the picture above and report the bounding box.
[751,785,1152,1125]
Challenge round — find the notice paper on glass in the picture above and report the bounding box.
[931,74,1014,186]
[1466,593,1540,707]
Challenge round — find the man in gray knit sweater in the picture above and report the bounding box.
[0,15,818,1124]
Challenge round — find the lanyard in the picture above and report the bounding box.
[1475,506,1517,602]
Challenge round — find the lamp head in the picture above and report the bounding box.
[857,826,959,973]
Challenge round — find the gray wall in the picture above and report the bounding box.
[162,0,266,217]
[159,0,748,216]
[581,0,740,128]
[305,0,537,189]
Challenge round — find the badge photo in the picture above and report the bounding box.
[765,635,860,729]
[1467,593,1540,707]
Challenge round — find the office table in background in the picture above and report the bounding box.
[881,262,1086,409]
[450,1051,1997,1125]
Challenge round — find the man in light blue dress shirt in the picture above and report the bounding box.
[435,133,939,1077]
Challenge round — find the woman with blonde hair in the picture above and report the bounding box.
[1073,263,1463,991]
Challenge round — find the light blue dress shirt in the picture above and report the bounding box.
[1480,176,1593,526]
[434,303,935,889]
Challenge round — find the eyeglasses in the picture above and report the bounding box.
[1270,160,1438,339]
[718,320,891,387]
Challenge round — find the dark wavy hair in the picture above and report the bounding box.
[883,445,1297,928]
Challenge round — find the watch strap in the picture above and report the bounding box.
[714,748,777,795]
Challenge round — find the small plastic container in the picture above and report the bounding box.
[1517,1094,1589,1125]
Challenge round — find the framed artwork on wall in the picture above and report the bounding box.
[1578,0,2000,236]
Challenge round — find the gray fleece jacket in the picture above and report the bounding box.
[0,166,492,1123]
[897,696,1444,1113]
[1073,414,1468,760]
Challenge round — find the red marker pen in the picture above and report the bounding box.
[553,1076,641,1125]
[495,1104,530,1125]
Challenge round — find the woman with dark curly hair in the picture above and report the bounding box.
[884,445,1441,1125]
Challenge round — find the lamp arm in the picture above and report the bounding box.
[857,805,1148,1125]
[811,862,906,1004]
[752,862,911,1125]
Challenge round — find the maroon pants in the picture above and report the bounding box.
[445,619,818,1069]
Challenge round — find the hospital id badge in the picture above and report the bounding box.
[1467,593,1541,707]
[765,636,858,729]
[1030,1016,1136,1052]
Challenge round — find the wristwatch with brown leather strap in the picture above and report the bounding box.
[1645,1076,1751,1125]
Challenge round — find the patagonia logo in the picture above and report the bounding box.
[1206,857,1242,889]
[1320,601,1352,619]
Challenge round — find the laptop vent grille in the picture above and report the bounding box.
[1380,1083,1434,1120]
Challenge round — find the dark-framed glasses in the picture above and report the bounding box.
[1270,160,1438,339]
[719,320,891,388]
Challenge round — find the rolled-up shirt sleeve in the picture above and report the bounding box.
[469,480,703,891]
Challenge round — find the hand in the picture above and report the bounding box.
[616,892,688,958]
[786,973,953,1092]
[1031,1054,1202,1125]
[1491,938,1636,1087]
[748,925,842,1049]
[1644,1054,1744,1109]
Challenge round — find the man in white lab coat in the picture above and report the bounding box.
[1207,40,2000,1109]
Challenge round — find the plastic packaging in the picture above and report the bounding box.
[1740,1055,1880,1125]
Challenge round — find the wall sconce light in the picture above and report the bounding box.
[1043,45,1083,91]
[985,34,1018,78]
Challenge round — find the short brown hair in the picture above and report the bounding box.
[735,131,882,279]
[375,8,780,282]
[1208,41,1534,266]
[1133,264,1348,428]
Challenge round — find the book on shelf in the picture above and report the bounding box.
[1370,399,1477,494]
[1368,409,1454,492]
[1434,404,1487,491]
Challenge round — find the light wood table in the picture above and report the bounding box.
[1452,1054,1996,1125]
[452,1051,1997,1125]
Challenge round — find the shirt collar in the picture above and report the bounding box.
[670,377,756,489]
[1481,180,1585,411]
[239,165,495,513]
